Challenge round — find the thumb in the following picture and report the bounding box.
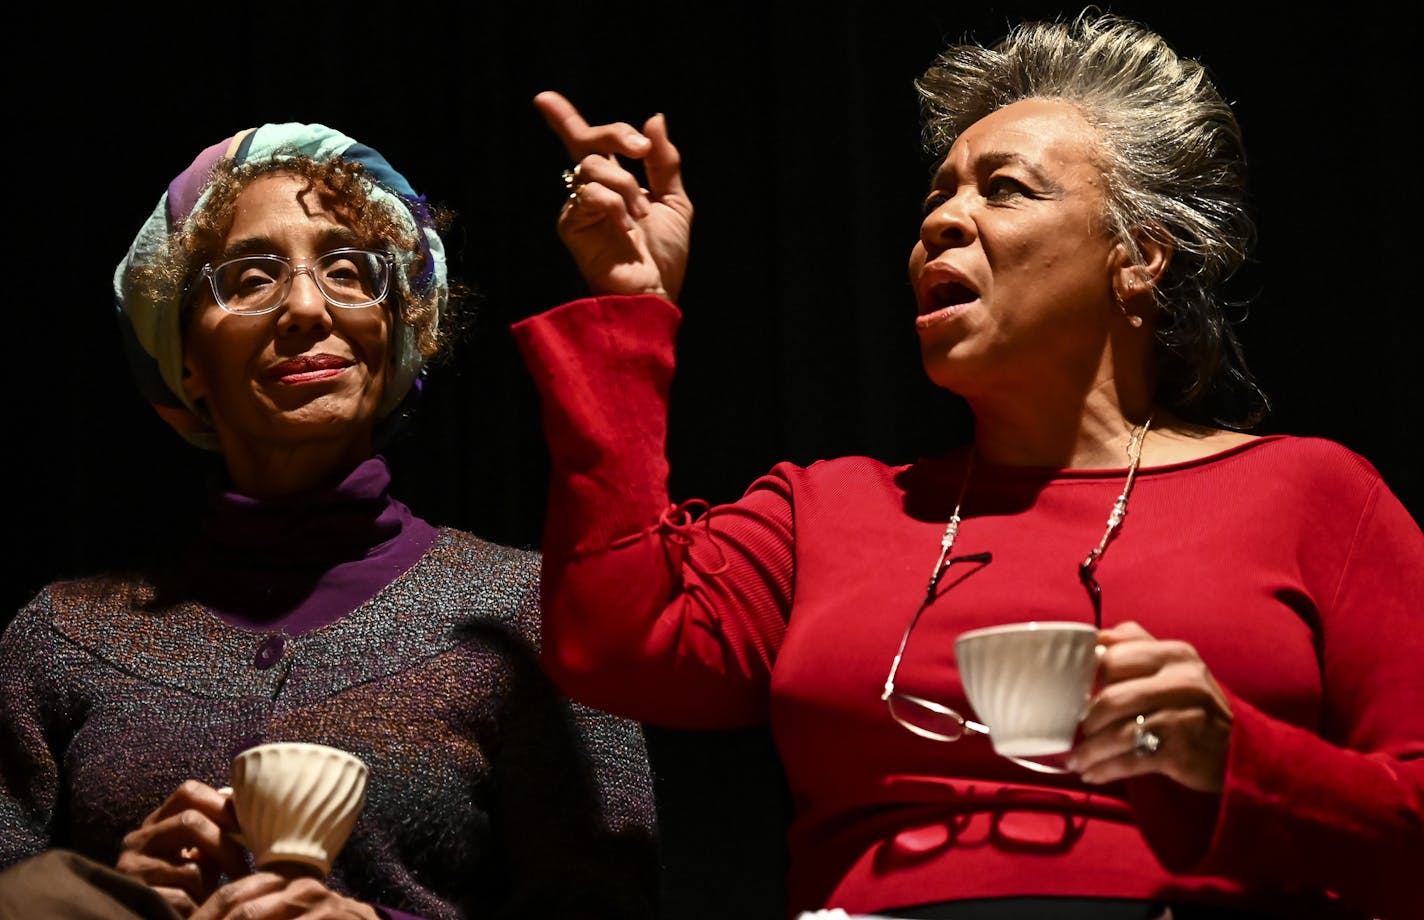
[641,113,687,203]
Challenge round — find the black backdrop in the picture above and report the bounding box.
[7,2,1420,917]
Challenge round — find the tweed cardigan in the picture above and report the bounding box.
[0,529,659,919]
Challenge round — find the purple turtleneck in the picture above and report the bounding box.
[185,455,438,635]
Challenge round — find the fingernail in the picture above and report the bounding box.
[624,133,650,149]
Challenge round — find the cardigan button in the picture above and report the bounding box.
[254,635,286,670]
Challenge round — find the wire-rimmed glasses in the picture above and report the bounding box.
[884,426,1145,772]
[881,551,994,743]
[881,550,1108,775]
[197,248,395,316]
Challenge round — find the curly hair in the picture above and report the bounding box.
[131,155,466,365]
[915,8,1269,428]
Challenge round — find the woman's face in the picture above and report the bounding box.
[181,172,393,455]
[907,97,1123,399]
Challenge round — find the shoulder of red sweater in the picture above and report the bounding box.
[1236,434,1384,482]
[771,453,908,471]
[1171,435,1401,518]
[760,453,914,484]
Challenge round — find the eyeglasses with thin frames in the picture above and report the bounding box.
[881,421,1149,771]
[880,546,1112,774]
[196,248,395,316]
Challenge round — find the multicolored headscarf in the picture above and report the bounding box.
[113,122,448,450]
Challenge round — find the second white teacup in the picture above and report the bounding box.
[226,741,369,878]
[955,621,1101,762]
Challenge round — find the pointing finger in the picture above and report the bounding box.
[534,90,652,160]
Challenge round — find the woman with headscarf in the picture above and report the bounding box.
[0,123,658,920]
[513,10,1423,920]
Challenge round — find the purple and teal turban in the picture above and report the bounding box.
[113,122,448,450]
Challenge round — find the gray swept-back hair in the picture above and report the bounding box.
[915,8,1269,427]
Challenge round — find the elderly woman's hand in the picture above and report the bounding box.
[534,90,693,302]
[115,779,250,916]
[189,872,382,920]
[1068,621,1234,793]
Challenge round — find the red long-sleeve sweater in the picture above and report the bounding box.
[512,294,1424,920]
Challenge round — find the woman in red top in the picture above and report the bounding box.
[515,10,1423,920]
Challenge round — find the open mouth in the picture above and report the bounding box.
[927,280,977,310]
[917,277,980,319]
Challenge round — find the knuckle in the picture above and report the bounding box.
[176,809,209,837]
[208,886,238,914]
[174,779,208,802]
[286,876,323,896]
[1098,643,1142,673]
[1091,682,1126,710]
[161,890,197,914]
[1161,639,1196,659]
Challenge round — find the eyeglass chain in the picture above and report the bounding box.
[924,413,1155,599]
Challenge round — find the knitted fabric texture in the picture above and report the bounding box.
[0,531,659,919]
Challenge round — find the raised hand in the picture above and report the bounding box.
[115,779,249,916]
[533,90,693,302]
[1068,621,1234,793]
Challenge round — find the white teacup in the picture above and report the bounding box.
[955,621,1102,766]
[225,742,369,878]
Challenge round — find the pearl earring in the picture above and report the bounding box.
[1120,275,1145,327]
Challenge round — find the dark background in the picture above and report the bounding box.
[7,2,1420,917]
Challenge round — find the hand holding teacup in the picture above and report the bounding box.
[953,619,1234,791]
[182,743,375,920]
[186,870,383,920]
[1069,621,1234,793]
[116,780,249,915]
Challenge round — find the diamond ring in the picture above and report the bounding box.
[1132,714,1162,757]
